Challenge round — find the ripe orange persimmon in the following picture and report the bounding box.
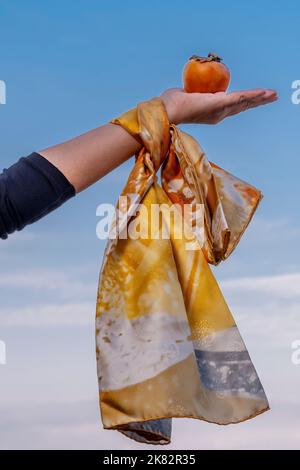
[183,53,230,93]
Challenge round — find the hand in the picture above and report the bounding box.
[160,87,278,125]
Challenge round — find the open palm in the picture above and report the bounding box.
[161,87,278,125]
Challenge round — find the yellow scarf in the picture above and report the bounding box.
[96,97,268,445]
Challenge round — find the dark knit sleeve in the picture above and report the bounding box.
[0,152,75,239]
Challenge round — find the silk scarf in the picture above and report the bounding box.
[95,97,269,445]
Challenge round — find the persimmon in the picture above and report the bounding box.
[183,53,230,93]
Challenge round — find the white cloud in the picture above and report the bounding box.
[0,399,299,450]
[0,302,95,327]
[0,399,123,450]
[0,267,98,327]
[218,273,300,350]
[0,269,299,449]
[234,301,300,346]
[1,269,300,343]
[221,273,300,298]
[0,269,95,295]
[2,217,299,449]
[244,216,300,241]
[0,230,56,247]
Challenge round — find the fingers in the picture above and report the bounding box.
[223,89,278,118]
[161,87,278,125]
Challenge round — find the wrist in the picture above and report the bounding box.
[160,96,179,125]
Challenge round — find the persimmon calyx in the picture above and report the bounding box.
[189,53,223,63]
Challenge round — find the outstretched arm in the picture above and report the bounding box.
[0,88,277,239]
[39,88,277,193]
[39,123,142,193]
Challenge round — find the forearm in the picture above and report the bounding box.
[0,106,156,239]
[39,122,143,193]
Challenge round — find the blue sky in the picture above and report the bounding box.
[1,0,300,449]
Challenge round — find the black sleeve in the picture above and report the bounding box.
[0,152,75,239]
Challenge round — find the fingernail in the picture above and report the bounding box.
[265,90,278,100]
